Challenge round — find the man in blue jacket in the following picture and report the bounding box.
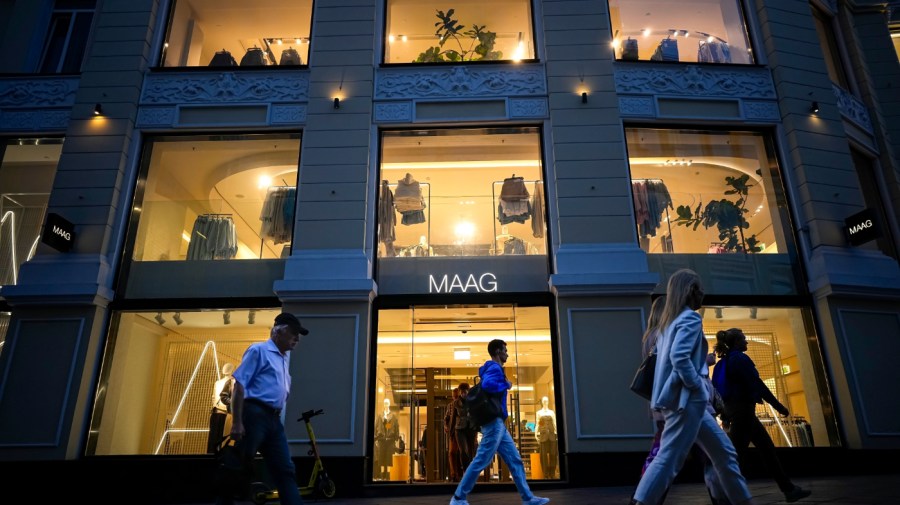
[449,339,550,505]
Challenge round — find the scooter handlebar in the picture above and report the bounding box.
[299,408,325,422]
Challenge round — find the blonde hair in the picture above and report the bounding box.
[641,295,667,353]
[658,269,702,332]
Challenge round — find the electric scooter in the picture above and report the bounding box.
[250,408,336,503]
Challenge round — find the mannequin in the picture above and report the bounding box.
[534,396,558,478]
[374,398,399,479]
[207,363,235,453]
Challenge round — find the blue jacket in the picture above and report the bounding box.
[651,307,709,413]
[479,360,511,420]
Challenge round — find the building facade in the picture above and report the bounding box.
[1,0,899,499]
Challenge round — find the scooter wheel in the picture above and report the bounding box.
[249,482,270,505]
[318,476,336,498]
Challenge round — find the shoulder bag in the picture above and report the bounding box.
[630,350,656,400]
[465,377,503,427]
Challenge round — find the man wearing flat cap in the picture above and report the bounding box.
[217,312,309,505]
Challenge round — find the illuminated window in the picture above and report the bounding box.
[86,309,280,455]
[378,128,546,259]
[128,134,300,262]
[159,0,313,68]
[384,0,536,63]
[608,0,754,64]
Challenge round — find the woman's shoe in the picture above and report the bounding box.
[784,485,811,502]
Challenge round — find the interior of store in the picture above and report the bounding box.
[162,0,313,67]
[132,135,300,261]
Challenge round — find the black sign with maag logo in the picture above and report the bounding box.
[41,213,76,252]
[844,208,881,246]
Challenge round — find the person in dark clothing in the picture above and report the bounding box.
[444,387,463,481]
[712,328,811,503]
[454,383,477,472]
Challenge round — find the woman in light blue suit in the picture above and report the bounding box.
[631,269,755,505]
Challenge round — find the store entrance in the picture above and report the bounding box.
[372,304,559,484]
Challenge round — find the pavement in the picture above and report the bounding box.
[210,473,899,505]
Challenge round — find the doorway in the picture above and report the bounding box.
[372,304,559,484]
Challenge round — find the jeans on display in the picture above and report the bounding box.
[237,401,303,505]
[634,401,751,505]
[453,417,535,501]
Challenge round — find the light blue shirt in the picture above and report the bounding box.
[233,339,292,410]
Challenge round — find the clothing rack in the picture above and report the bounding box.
[632,178,673,252]
[492,178,543,256]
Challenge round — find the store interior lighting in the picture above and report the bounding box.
[154,312,166,325]
[223,310,231,325]
[173,312,183,325]
[248,309,256,325]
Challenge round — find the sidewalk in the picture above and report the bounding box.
[272,474,898,505]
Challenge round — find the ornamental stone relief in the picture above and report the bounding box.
[509,98,548,118]
[742,100,781,121]
[0,77,78,107]
[375,64,546,100]
[374,102,413,122]
[136,107,176,127]
[141,71,309,105]
[618,96,655,117]
[0,109,71,131]
[833,84,873,135]
[271,104,307,124]
[615,64,776,99]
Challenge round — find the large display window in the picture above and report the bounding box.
[159,0,313,68]
[0,137,62,286]
[128,134,300,262]
[384,0,536,63]
[609,0,753,64]
[373,304,559,483]
[701,306,839,447]
[626,128,792,256]
[378,127,546,260]
[86,308,281,455]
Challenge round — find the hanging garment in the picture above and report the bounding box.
[394,173,427,226]
[498,176,532,224]
[499,175,529,201]
[650,37,679,62]
[378,181,396,256]
[632,180,672,238]
[260,187,296,245]
[502,237,528,255]
[531,182,545,238]
[621,37,639,61]
[279,47,302,65]
[208,49,237,67]
[186,215,237,260]
[240,47,267,66]
[698,40,732,63]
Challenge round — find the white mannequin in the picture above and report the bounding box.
[534,396,557,440]
[213,363,235,411]
[383,398,391,419]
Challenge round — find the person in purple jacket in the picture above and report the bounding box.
[449,339,550,505]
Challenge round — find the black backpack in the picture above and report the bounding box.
[465,377,503,427]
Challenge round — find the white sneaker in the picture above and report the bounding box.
[450,496,470,505]
[523,497,550,505]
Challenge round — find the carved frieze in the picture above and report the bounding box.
[833,83,873,135]
[136,107,176,127]
[375,64,547,100]
[0,109,71,131]
[141,71,309,105]
[615,64,776,99]
[271,104,307,124]
[509,98,548,118]
[0,77,78,108]
[618,96,655,117]
[742,100,781,121]
[374,101,413,122]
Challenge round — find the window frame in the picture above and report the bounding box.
[35,0,97,74]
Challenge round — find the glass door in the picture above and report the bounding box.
[373,304,558,483]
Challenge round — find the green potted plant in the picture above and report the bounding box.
[672,172,763,253]
[414,9,502,62]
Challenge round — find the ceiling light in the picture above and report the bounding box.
[258,175,272,189]
[714,307,723,319]
[223,310,231,325]
[154,312,166,325]
[248,309,256,325]
[173,312,183,325]
[454,348,471,361]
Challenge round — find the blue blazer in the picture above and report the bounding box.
[651,307,710,413]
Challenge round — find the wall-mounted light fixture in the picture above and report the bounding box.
[333,97,341,109]
[581,91,588,104]
[93,103,103,116]
[810,101,819,113]
[154,312,166,325]
[173,312,183,325]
